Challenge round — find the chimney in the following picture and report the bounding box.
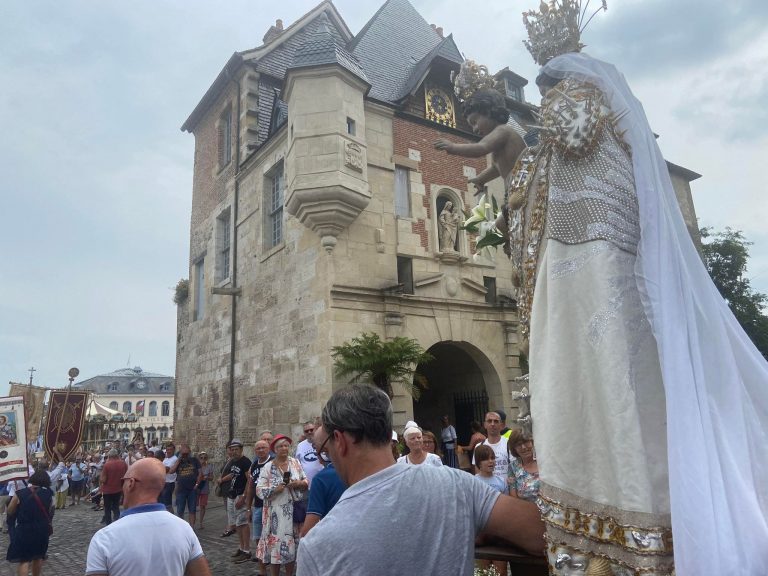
[263,18,285,44]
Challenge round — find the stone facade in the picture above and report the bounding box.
[175,0,702,453]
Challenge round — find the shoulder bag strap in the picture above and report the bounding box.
[30,489,52,525]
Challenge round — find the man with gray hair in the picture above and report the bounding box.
[297,385,544,575]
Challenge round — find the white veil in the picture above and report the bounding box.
[542,52,768,575]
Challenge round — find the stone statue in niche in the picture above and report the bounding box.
[438,200,460,252]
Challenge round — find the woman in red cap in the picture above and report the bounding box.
[255,435,307,576]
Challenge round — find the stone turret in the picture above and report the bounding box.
[283,14,372,253]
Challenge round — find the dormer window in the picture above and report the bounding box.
[109,382,119,392]
[504,78,522,102]
[495,68,528,103]
[160,382,171,392]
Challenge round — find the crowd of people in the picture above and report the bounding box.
[1,404,539,576]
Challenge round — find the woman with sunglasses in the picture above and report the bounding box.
[420,430,443,461]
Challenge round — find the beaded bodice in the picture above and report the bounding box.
[507,77,638,343]
[541,77,639,253]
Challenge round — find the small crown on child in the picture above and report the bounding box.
[452,59,501,103]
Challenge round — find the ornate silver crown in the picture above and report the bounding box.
[523,0,607,66]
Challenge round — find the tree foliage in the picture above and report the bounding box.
[700,227,768,358]
[331,333,434,399]
[173,278,189,305]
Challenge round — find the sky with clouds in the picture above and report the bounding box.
[2,0,766,394]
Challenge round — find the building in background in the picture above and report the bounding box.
[175,0,700,450]
[74,367,175,445]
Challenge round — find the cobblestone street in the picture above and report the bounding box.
[0,498,266,575]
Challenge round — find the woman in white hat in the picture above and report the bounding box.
[396,421,442,467]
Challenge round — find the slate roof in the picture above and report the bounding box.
[396,34,463,100]
[349,0,463,103]
[182,2,351,134]
[249,14,350,80]
[247,13,355,145]
[74,367,174,395]
[288,13,369,85]
[507,116,529,138]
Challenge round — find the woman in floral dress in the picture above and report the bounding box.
[255,435,307,576]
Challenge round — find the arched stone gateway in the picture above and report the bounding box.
[412,341,503,447]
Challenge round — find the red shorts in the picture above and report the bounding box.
[197,492,209,508]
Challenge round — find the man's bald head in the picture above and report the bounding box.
[123,457,166,508]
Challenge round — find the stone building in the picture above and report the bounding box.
[175,0,701,450]
[74,367,175,445]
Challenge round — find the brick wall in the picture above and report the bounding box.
[393,115,486,217]
[189,84,238,263]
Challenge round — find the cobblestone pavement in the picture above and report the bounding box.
[0,498,270,575]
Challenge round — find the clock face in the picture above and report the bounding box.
[136,381,146,390]
[425,86,455,128]
[431,93,448,114]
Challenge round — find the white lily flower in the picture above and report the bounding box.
[477,219,495,237]
[463,193,506,260]
[462,194,491,230]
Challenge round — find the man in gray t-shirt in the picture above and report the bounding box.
[296,385,544,576]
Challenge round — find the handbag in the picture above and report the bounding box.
[284,463,307,523]
[291,494,307,523]
[30,489,53,536]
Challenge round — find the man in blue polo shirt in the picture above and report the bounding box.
[86,458,211,576]
[300,424,345,537]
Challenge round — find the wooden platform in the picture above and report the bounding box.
[475,545,548,576]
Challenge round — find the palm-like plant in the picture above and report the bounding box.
[331,333,434,399]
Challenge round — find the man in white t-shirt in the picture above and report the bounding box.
[296,385,544,576]
[86,458,211,576]
[295,420,323,488]
[161,443,179,512]
[472,411,509,482]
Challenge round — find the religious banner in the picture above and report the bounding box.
[0,396,29,482]
[9,382,47,443]
[43,390,88,462]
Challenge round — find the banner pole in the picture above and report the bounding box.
[51,367,79,462]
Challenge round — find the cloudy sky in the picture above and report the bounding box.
[2,0,767,394]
